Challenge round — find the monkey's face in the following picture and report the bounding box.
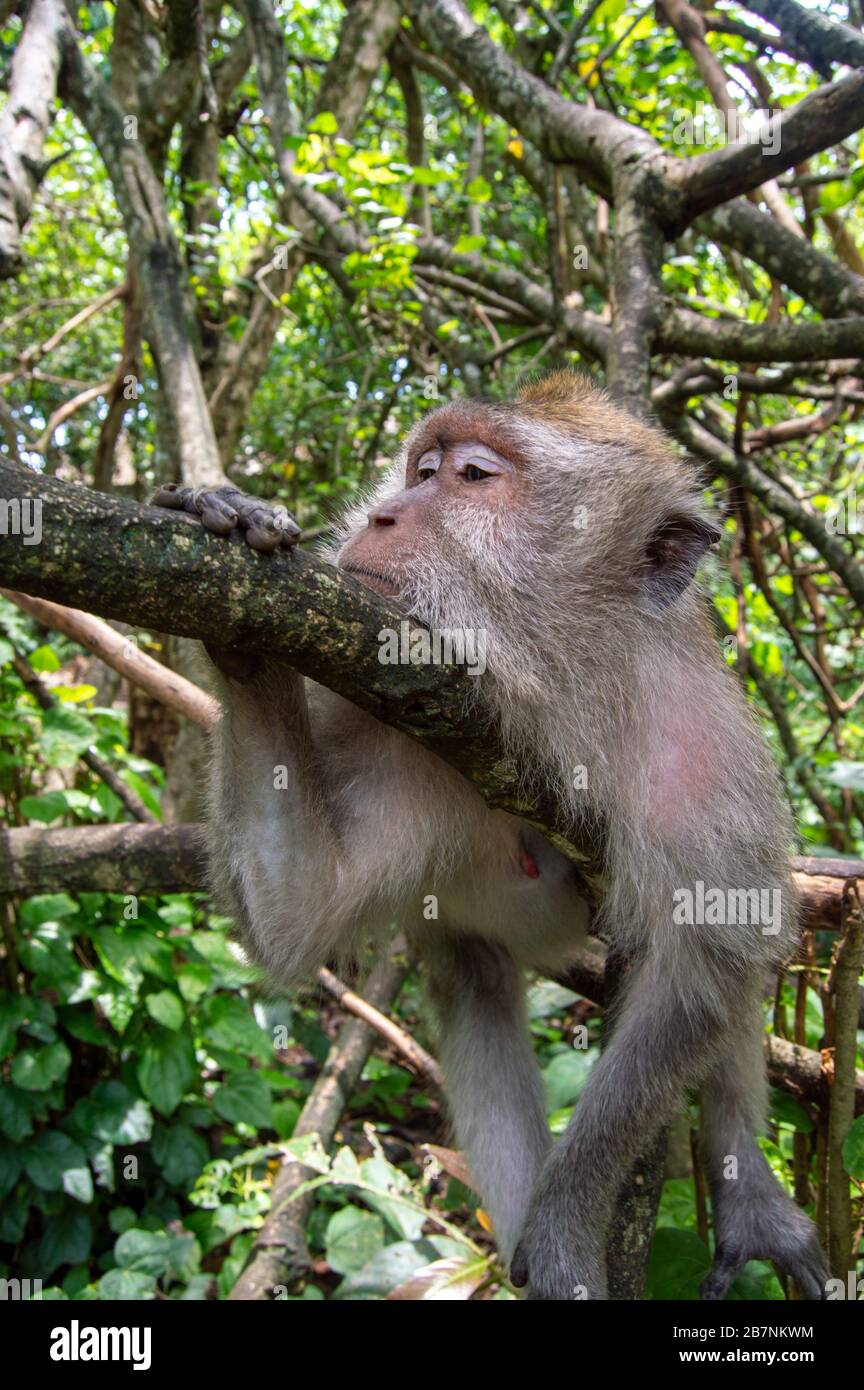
[334,383,720,640]
[337,422,527,600]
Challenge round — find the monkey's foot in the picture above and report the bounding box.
[510,1167,607,1300]
[150,484,301,553]
[701,1188,828,1301]
[510,1235,607,1302]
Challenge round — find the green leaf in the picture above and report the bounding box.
[526,980,579,1019]
[152,1123,209,1188]
[358,1156,426,1240]
[38,705,95,765]
[10,1040,71,1092]
[52,683,98,704]
[38,1208,93,1276]
[542,1049,597,1113]
[0,1083,35,1141]
[29,644,61,672]
[0,994,30,1055]
[309,110,338,134]
[25,1001,60,1051]
[465,175,491,201]
[333,1240,436,1300]
[145,990,185,1031]
[212,1071,272,1130]
[452,235,485,254]
[0,1197,28,1242]
[71,1081,153,1145]
[199,994,272,1060]
[24,1131,93,1202]
[819,180,855,213]
[646,1228,711,1300]
[272,1098,300,1139]
[177,961,212,1002]
[114,1227,199,1280]
[19,929,79,989]
[0,1139,23,1201]
[20,893,78,926]
[97,1269,157,1300]
[109,1206,139,1235]
[768,1088,813,1133]
[325,1206,386,1274]
[19,791,71,823]
[137,1030,196,1116]
[60,1005,109,1047]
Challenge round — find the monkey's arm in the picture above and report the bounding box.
[207,663,354,982]
[151,485,404,978]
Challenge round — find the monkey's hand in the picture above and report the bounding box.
[510,1152,607,1301]
[701,1180,829,1301]
[150,485,301,681]
[150,484,301,553]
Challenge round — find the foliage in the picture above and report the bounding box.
[1,0,863,1300]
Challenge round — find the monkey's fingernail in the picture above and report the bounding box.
[151,485,184,508]
[200,503,238,534]
[245,526,283,552]
[272,508,301,537]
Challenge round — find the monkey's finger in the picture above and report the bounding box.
[198,495,240,535]
[509,1245,529,1288]
[240,505,302,552]
[150,483,196,511]
[272,506,302,546]
[785,1256,829,1301]
[699,1248,744,1301]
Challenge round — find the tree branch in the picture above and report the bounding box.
[697,199,864,319]
[673,68,864,225]
[742,0,864,74]
[0,460,594,864]
[57,23,227,487]
[0,0,66,277]
[664,413,864,613]
[659,304,864,361]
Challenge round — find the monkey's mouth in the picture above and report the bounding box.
[339,562,402,598]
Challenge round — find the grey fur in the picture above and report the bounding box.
[167,381,828,1300]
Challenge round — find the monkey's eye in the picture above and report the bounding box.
[463,460,496,482]
[416,451,441,481]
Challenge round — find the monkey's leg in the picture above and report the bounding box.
[511,945,738,1300]
[699,996,828,1301]
[421,935,551,1264]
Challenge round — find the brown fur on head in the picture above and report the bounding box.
[517,369,676,461]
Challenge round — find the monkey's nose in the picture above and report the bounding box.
[369,511,397,527]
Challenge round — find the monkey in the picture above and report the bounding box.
[151,371,828,1300]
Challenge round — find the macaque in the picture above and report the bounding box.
[152,371,827,1300]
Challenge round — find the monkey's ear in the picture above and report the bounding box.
[637,511,722,613]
